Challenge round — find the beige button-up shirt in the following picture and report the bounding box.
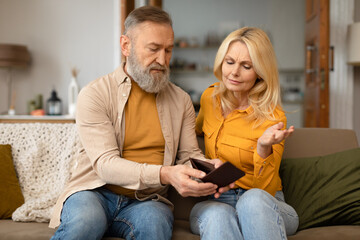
[49,64,205,228]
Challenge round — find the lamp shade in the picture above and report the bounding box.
[0,44,30,68]
[347,22,360,66]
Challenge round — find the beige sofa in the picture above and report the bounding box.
[0,125,359,240]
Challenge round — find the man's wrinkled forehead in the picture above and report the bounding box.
[127,21,174,46]
[126,21,173,37]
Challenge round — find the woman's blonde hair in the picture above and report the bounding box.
[213,27,282,127]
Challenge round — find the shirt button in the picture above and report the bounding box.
[250,146,254,150]
[264,161,266,164]
[122,93,126,97]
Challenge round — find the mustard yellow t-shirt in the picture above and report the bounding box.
[105,80,165,198]
[196,83,286,196]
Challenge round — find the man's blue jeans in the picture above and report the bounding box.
[51,187,173,240]
[190,188,299,240]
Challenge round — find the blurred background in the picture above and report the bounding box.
[0,0,359,140]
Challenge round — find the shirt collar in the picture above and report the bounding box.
[113,62,131,86]
[236,105,253,114]
[215,95,253,115]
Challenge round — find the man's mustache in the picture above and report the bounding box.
[148,63,168,72]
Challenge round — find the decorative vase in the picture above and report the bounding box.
[68,76,79,117]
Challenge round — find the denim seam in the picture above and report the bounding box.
[274,204,286,240]
[116,218,136,240]
[194,216,204,236]
[62,205,70,240]
[55,205,68,240]
[114,195,123,219]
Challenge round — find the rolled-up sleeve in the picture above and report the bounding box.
[252,115,287,195]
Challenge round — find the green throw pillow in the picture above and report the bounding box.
[0,144,24,219]
[280,148,360,230]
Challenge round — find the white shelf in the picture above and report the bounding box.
[0,115,74,120]
[0,115,75,123]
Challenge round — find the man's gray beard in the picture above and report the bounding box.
[126,49,170,93]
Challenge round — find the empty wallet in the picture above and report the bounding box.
[190,158,245,187]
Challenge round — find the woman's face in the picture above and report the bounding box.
[221,41,258,95]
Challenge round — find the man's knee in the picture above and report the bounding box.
[139,201,173,227]
[128,201,173,240]
[53,190,108,240]
[63,190,107,220]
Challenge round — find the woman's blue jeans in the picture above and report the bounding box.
[190,188,299,240]
[51,187,173,240]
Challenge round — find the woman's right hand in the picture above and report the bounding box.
[257,122,294,159]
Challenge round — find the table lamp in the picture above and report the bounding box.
[0,44,31,115]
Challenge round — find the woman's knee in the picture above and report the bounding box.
[236,188,275,215]
[190,201,237,234]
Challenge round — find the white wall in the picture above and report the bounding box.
[330,0,354,129]
[0,0,117,114]
[354,0,360,143]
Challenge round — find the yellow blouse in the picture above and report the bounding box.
[196,83,287,196]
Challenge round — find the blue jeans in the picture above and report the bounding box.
[51,187,173,240]
[190,188,299,240]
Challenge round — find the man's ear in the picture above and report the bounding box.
[120,35,131,57]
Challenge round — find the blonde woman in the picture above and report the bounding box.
[190,27,299,240]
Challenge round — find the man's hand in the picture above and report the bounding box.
[257,122,295,158]
[160,165,218,197]
[206,158,236,199]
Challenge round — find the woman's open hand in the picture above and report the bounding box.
[257,122,294,158]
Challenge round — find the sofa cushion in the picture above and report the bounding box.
[280,148,360,230]
[287,225,360,240]
[0,144,24,219]
[0,219,122,240]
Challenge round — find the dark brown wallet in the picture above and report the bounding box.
[190,158,245,187]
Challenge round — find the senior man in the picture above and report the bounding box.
[50,6,226,240]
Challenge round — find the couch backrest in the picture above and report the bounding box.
[170,128,359,221]
[283,128,359,158]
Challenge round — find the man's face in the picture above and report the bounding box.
[124,21,174,93]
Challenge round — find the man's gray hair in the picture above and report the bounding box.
[124,6,172,35]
